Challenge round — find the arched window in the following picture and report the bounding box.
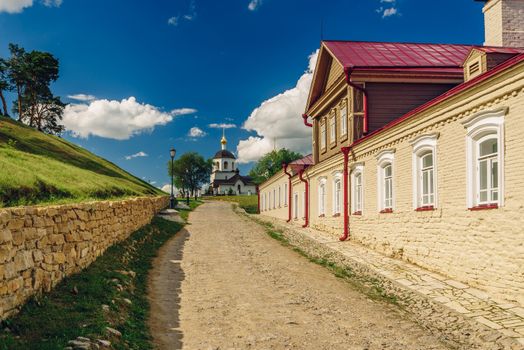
[377,150,395,212]
[411,134,438,209]
[463,108,505,208]
[224,161,228,170]
[318,178,327,216]
[333,178,342,215]
[351,164,364,215]
[232,162,235,170]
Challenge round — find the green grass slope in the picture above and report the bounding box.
[0,117,164,208]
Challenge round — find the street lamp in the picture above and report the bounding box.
[170,147,176,209]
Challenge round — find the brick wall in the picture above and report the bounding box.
[0,196,168,319]
[483,0,524,47]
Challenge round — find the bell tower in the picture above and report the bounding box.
[477,0,524,47]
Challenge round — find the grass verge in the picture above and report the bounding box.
[206,195,258,214]
[0,200,202,350]
[246,214,399,306]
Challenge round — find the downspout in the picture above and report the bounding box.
[302,113,313,127]
[299,167,309,228]
[283,163,293,222]
[340,146,351,241]
[344,67,369,135]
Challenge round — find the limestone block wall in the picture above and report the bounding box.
[0,196,168,319]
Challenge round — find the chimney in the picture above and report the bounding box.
[478,0,524,47]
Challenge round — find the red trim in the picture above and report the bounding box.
[469,204,499,211]
[340,147,351,241]
[416,205,435,211]
[299,167,309,228]
[302,114,313,127]
[350,53,524,149]
[380,208,393,214]
[352,211,362,216]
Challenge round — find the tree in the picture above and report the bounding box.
[249,148,303,184]
[0,58,9,117]
[168,152,212,200]
[7,44,28,121]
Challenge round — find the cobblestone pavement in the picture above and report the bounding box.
[148,202,452,350]
[257,214,524,350]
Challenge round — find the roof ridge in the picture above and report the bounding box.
[322,39,475,47]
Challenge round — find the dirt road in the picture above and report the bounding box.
[148,201,450,350]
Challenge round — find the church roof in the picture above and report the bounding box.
[214,149,236,159]
[212,174,254,188]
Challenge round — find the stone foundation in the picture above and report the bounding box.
[0,196,168,319]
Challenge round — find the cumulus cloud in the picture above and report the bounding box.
[67,94,96,102]
[0,0,33,13]
[63,96,196,140]
[188,126,206,138]
[377,0,399,18]
[0,0,62,13]
[248,0,262,11]
[209,123,236,129]
[236,50,318,164]
[125,151,148,160]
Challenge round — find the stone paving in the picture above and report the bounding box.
[254,213,524,349]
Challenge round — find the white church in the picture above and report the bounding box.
[209,132,257,196]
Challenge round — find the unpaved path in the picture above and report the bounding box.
[149,202,450,350]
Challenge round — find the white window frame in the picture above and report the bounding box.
[410,133,439,209]
[463,108,505,208]
[340,101,348,137]
[376,150,395,212]
[318,177,327,216]
[273,189,276,209]
[332,171,343,215]
[329,111,336,144]
[320,120,327,151]
[278,186,281,207]
[302,190,306,219]
[293,192,299,219]
[351,163,364,214]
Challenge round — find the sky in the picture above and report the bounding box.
[0,0,486,190]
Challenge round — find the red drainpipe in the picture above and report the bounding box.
[344,67,369,134]
[302,113,313,127]
[256,185,260,214]
[340,146,351,241]
[299,167,309,228]
[283,163,293,222]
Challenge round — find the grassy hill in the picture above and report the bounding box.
[0,116,164,208]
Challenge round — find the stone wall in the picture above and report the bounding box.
[0,196,168,319]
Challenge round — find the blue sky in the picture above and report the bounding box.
[0,0,485,189]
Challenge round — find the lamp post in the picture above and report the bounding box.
[170,147,176,209]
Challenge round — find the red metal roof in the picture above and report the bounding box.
[290,154,313,166]
[323,41,474,69]
[474,46,524,54]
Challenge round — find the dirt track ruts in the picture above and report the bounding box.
[148,201,450,350]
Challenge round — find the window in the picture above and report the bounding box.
[293,192,299,219]
[302,190,306,218]
[232,162,235,170]
[340,101,348,137]
[377,150,395,212]
[268,192,271,210]
[284,183,288,206]
[262,193,266,211]
[351,164,364,214]
[463,108,505,208]
[333,172,342,215]
[278,186,281,207]
[224,161,228,170]
[330,112,336,144]
[273,189,276,209]
[318,178,327,216]
[320,119,327,151]
[411,134,438,209]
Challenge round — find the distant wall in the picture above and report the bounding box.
[0,196,168,319]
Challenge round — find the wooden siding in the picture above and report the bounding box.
[325,60,344,93]
[366,83,457,133]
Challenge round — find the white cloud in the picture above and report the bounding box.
[67,94,96,102]
[382,7,398,17]
[188,126,206,138]
[0,0,33,13]
[125,151,148,160]
[0,0,62,13]
[236,50,318,164]
[209,123,236,129]
[168,16,179,26]
[63,96,196,140]
[248,0,262,11]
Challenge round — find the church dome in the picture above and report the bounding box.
[214,149,236,159]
